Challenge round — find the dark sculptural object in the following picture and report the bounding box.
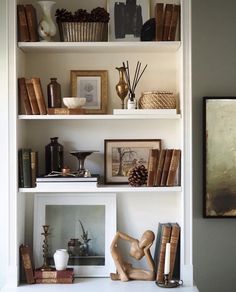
[45,137,64,174]
[70,150,98,177]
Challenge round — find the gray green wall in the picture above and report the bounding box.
[192,0,236,291]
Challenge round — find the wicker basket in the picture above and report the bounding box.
[58,22,108,42]
[138,91,176,109]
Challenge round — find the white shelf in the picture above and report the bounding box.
[18,41,181,54]
[19,185,182,193]
[18,113,181,120]
[2,278,199,292]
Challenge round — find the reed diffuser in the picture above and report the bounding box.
[122,61,147,109]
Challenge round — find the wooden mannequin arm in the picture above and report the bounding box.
[110,231,136,250]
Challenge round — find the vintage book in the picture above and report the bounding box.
[166,149,181,186]
[168,5,180,41]
[17,5,30,42]
[162,4,173,41]
[35,277,73,284]
[31,78,47,115]
[169,223,180,280]
[155,3,164,41]
[153,223,164,273]
[160,149,173,186]
[36,181,98,190]
[20,244,35,284]
[34,268,74,279]
[156,223,172,283]
[31,151,38,187]
[25,80,40,115]
[25,4,39,42]
[47,108,86,115]
[19,149,32,188]
[18,78,32,115]
[147,149,159,187]
[155,149,166,186]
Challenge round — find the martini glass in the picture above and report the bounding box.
[70,150,98,177]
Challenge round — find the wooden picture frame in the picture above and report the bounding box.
[107,0,150,41]
[203,97,236,218]
[34,193,116,277]
[71,70,108,114]
[104,139,161,184]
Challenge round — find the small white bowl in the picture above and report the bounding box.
[63,97,86,109]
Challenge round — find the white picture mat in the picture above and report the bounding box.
[34,193,117,277]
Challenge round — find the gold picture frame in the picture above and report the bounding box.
[71,70,108,114]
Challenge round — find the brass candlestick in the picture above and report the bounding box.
[40,225,52,271]
[156,274,183,288]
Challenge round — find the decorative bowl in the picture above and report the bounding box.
[63,97,86,109]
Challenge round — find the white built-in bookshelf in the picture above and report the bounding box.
[4,0,196,291]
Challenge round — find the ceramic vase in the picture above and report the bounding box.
[53,249,69,271]
[38,1,56,41]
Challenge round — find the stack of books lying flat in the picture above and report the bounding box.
[36,175,99,190]
[34,268,74,284]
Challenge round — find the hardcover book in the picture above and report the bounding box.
[162,4,173,41]
[147,149,159,187]
[47,108,86,115]
[36,175,99,182]
[155,149,166,186]
[160,149,173,186]
[18,78,32,115]
[17,5,30,42]
[31,77,47,115]
[168,5,180,41]
[31,151,38,187]
[20,244,35,284]
[169,223,180,280]
[155,3,164,41]
[35,278,73,284]
[25,80,40,115]
[166,149,181,186]
[25,4,39,42]
[34,268,74,279]
[19,149,32,188]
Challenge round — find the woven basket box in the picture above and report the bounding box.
[138,91,176,109]
[58,22,108,42]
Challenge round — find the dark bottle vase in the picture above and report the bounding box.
[47,78,62,108]
[45,137,63,174]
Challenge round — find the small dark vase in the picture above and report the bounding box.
[45,137,64,174]
[47,78,62,108]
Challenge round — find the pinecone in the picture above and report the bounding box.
[128,165,148,187]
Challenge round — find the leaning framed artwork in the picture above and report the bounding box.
[203,97,236,218]
[34,193,116,277]
[71,70,108,114]
[107,0,150,41]
[104,139,161,184]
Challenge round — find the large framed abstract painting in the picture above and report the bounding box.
[203,97,236,217]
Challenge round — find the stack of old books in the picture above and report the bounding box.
[34,268,74,284]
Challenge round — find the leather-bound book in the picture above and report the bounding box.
[35,278,73,284]
[25,4,39,42]
[155,3,164,41]
[155,149,166,186]
[20,244,35,284]
[34,268,74,279]
[162,4,173,41]
[160,149,173,186]
[147,149,159,187]
[25,79,40,115]
[169,223,180,280]
[47,108,86,115]
[168,5,180,41]
[17,5,30,42]
[19,149,32,188]
[156,223,172,283]
[18,78,32,115]
[30,151,38,187]
[166,149,181,186]
[31,78,47,115]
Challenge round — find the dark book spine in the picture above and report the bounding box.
[18,77,32,115]
[160,149,173,186]
[154,223,164,273]
[168,5,180,41]
[155,3,164,41]
[21,148,32,188]
[20,245,35,284]
[31,151,38,187]
[17,5,30,42]
[25,4,39,42]
[169,223,180,280]
[147,149,159,187]
[162,4,173,41]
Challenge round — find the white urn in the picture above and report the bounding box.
[53,249,69,271]
[38,1,56,41]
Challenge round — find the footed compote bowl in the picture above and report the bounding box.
[70,150,98,177]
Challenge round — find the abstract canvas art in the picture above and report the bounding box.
[204,97,236,217]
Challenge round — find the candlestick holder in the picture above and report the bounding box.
[40,225,52,271]
[156,274,183,288]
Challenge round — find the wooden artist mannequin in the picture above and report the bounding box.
[110,230,155,281]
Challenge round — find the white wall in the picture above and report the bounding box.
[0,0,8,289]
[192,0,236,291]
